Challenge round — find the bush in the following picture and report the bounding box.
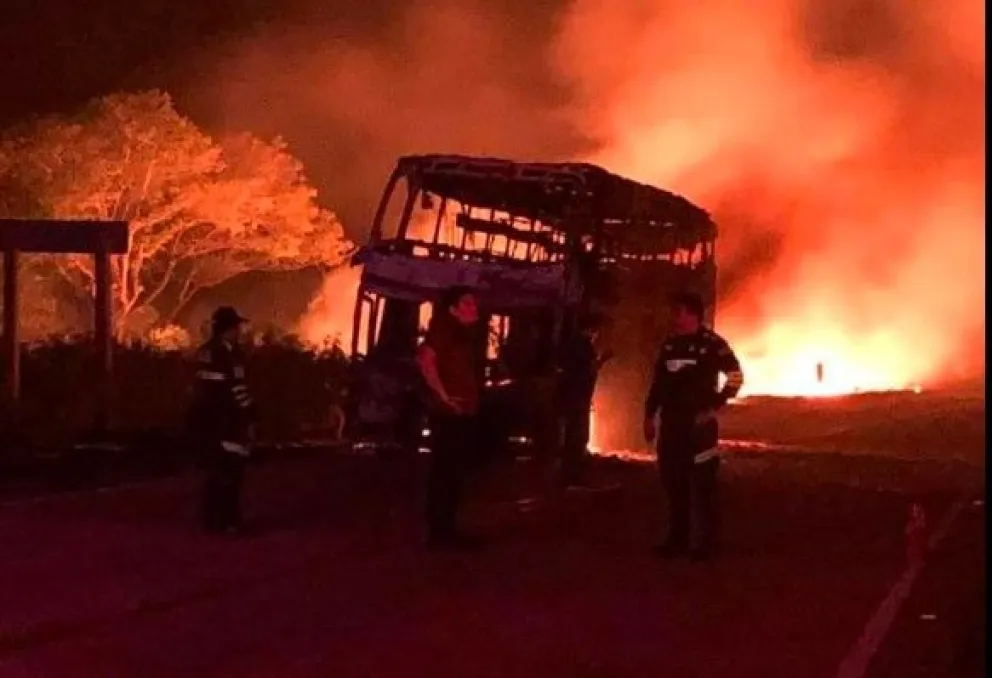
[0,335,350,450]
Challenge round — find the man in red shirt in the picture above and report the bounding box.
[416,286,485,551]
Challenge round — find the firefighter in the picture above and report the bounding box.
[556,312,613,488]
[643,292,743,560]
[188,306,258,535]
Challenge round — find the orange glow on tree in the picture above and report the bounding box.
[0,90,353,339]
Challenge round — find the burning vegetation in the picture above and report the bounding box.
[555,0,985,396]
[293,0,983,402]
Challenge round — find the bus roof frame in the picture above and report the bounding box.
[374,154,716,255]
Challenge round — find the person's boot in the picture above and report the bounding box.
[209,496,248,537]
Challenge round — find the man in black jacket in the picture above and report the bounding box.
[643,293,743,560]
[188,306,258,535]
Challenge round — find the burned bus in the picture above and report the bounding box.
[349,154,715,454]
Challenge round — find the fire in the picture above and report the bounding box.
[588,406,600,454]
[737,353,921,398]
[298,264,363,350]
[729,318,929,398]
[556,0,986,398]
[302,2,984,401]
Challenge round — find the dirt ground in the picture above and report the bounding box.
[722,389,985,463]
[0,391,984,678]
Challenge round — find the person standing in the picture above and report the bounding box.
[187,306,258,535]
[557,312,612,488]
[643,292,743,560]
[416,286,485,551]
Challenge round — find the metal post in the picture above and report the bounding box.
[93,248,112,430]
[2,249,20,403]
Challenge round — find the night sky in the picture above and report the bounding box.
[2,0,581,233]
[2,0,388,123]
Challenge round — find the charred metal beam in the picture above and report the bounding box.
[454,214,565,253]
[364,239,562,267]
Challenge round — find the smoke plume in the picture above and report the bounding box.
[183,0,984,393]
[182,0,590,233]
[554,0,985,393]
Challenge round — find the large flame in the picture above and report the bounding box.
[298,263,363,350]
[202,0,984,401]
[556,0,985,397]
[301,1,984,400]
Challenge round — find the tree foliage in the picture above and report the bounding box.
[0,90,353,336]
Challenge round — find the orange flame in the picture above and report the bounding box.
[556,0,985,398]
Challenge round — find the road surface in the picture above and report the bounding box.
[0,438,983,678]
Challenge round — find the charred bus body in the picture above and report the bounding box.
[349,154,715,454]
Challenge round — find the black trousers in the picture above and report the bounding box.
[200,441,247,531]
[560,405,591,484]
[426,413,477,538]
[657,423,720,548]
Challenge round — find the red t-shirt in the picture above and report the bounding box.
[424,316,482,415]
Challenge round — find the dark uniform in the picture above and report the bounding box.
[187,307,257,533]
[644,327,743,556]
[557,331,600,486]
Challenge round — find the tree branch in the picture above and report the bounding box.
[137,257,177,311]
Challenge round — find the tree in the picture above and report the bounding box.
[0,90,353,337]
